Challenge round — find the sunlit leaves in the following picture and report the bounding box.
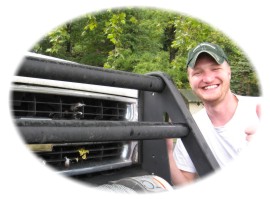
[46,26,70,54]
[32,8,260,96]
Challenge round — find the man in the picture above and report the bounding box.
[167,42,261,186]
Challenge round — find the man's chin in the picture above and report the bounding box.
[199,94,219,103]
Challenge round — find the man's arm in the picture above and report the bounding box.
[166,139,197,186]
[245,104,261,141]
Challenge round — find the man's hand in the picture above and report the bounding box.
[166,139,174,155]
[245,104,261,142]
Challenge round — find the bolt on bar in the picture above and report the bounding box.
[15,120,189,144]
[16,55,165,92]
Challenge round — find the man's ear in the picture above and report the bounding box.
[187,69,193,88]
[228,66,231,79]
[187,67,192,79]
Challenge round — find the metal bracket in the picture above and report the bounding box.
[139,72,219,183]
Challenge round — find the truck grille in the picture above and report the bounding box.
[11,89,137,175]
[32,142,124,171]
[11,91,129,121]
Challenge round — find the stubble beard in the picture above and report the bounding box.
[196,82,231,106]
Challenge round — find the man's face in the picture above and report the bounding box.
[187,53,231,105]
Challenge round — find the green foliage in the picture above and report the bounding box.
[45,25,70,54]
[230,58,260,96]
[31,8,260,96]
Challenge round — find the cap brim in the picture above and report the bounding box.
[188,50,225,68]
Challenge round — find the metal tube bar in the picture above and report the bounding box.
[16,56,165,92]
[15,120,189,144]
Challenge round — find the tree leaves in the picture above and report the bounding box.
[32,8,260,96]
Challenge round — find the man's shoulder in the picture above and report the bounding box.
[236,95,261,106]
[235,95,261,121]
[236,94,261,100]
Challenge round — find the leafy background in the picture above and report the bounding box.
[32,8,260,96]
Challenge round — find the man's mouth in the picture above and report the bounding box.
[203,84,219,90]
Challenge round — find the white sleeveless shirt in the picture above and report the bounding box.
[173,95,260,173]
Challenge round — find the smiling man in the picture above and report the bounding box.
[187,43,237,127]
[167,42,261,186]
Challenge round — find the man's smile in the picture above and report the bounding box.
[202,84,219,90]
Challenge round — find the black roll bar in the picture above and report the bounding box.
[16,120,189,144]
[15,54,220,183]
[17,55,165,92]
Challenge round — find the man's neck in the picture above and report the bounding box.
[204,92,238,127]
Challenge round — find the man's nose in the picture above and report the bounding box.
[202,72,215,83]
